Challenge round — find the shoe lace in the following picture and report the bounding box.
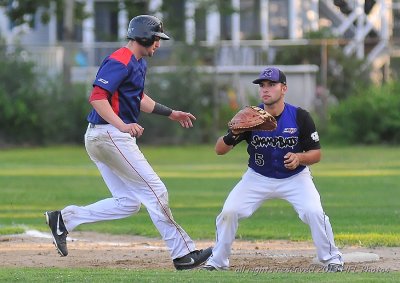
[190,249,203,256]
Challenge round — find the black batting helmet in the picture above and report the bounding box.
[127,15,170,47]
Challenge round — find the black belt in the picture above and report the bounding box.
[89,123,108,128]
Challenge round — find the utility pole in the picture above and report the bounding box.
[63,0,75,85]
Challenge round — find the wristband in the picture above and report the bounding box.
[223,130,242,146]
[152,102,173,116]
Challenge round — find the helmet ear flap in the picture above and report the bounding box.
[135,37,155,47]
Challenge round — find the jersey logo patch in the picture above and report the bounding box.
[311,131,320,142]
[98,78,109,84]
[283,128,297,134]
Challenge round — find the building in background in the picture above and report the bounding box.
[0,0,399,109]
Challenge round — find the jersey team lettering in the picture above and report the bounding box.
[250,135,298,149]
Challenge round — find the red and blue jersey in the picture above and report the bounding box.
[87,47,146,124]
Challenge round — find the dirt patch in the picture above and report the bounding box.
[0,231,398,272]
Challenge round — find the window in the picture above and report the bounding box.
[269,0,289,39]
[240,0,260,40]
[94,1,118,42]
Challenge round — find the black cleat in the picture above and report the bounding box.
[173,247,213,270]
[200,264,222,271]
[327,263,344,272]
[201,263,229,271]
[45,210,68,256]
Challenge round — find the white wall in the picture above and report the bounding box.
[151,64,319,111]
[214,65,319,111]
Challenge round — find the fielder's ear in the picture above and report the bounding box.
[282,84,288,92]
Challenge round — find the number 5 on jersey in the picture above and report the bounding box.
[255,153,264,166]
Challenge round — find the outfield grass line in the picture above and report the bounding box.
[313,169,400,177]
[336,233,400,247]
[0,168,398,177]
[336,232,400,238]
[0,168,100,176]
[158,170,400,178]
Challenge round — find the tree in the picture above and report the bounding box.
[0,0,88,39]
[274,28,371,101]
[0,0,88,84]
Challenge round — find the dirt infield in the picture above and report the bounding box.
[0,231,398,272]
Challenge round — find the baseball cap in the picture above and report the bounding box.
[252,67,286,85]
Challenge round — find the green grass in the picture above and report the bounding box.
[0,268,398,282]
[0,145,399,281]
[1,144,399,246]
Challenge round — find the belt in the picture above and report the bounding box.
[89,123,109,128]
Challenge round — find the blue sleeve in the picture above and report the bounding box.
[93,59,128,94]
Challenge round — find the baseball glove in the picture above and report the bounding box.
[228,106,277,134]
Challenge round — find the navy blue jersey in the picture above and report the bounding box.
[233,103,321,179]
[87,47,147,124]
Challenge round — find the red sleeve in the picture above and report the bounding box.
[89,86,110,102]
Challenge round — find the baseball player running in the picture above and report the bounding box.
[44,15,211,270]
[202,67,344,272]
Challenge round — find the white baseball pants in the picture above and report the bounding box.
[207,167,343,269]
[61,124,196,259]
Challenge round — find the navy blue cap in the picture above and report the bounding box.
[252,67,286,85]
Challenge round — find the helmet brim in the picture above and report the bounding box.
[155,32,170,40]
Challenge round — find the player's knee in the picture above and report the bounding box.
[219,208,239,222]
[299,206,324,223]
[129,204,141,214]
[115,197,141,214]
